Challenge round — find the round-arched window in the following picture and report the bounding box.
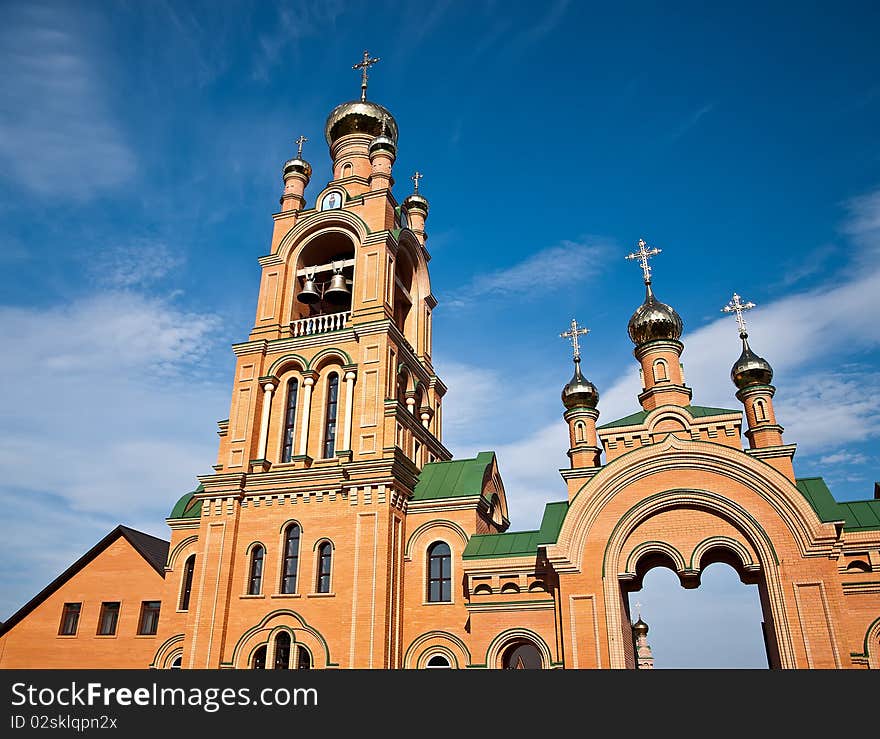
[502,641,543,669]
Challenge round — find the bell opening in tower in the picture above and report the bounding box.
[294,233,355,321]
[393,248,415,342]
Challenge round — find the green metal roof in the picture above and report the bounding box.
[412,452,496,502]
[168,485,204,519]
[796,477,880,532]
[597,404,741,430]
[462,501,569,559]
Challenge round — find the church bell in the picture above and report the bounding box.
[297,274,321,304]
[325,269,351,305]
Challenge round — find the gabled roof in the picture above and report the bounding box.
[796,477,880,532]
[597,404,741,430]
[412,452,496,502]
[169,484,204,519]
[0,525,169,637]
[462,501,569,559]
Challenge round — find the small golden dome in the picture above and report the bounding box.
[627,283,683,345]
[562,358,599,410]
[731,334,774,388]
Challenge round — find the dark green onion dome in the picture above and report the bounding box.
[562,357,599,410]
[282,157,312,178]
[325,100,398,147]
[731,333,773,389]
[627,282,683,345]
[633,618,649,636]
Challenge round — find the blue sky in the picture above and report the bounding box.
[1,1,878,667]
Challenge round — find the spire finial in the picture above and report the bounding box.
[560,318,590,362]
[625,238,662,285]
[295,135,307,158]
[411,170,423,193]
[634,601,643,620]
[722,292,756,338]
[353,50,381,102]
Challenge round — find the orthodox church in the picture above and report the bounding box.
[2,55,879,670]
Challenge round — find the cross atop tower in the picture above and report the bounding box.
[634,601,643,619]
[411,171,423,193]
[722,292,756,337]
[295,135,307,158]
[625,238,662,284]
[353,50,381,102]
[560,318,590,361]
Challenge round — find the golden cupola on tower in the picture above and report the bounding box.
[626,239,683,345]
[723,292,774,388]
[324,51,399,148]
[560,317,598,410]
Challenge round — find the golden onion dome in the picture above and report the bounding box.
[403,191,429,213]
[561,358,599,410]
[627,282,683,345]
[282,157,312,178]
[325,100,398,147]
[731,334,773,389]
[369,134,397,158]
[633,618,649,636]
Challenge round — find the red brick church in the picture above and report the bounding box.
[2,56,879,669]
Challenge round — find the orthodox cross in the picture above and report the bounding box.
[295,135,307,158]
[353,50,380,102]
[722,292,756,337]
[411,171,423,192]
[625,238,662,283]
[634,601,643,619]
[560,318,590,361]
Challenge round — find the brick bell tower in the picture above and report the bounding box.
[179,52,451,669]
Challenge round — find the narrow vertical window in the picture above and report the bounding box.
[252,645,267,670]
[316,542,332,593]
[281,524,301,594]
[138,601,161,635]
[274,631,291,670]
[97,602,120,636]
[281,378,299,463]
[59,602,81,635]
[653,359,668,382]
[248,545,264,595]
[296,646,311,670]
[322,373,339,458]
[755,399,767,422]
[179,554,196,611]
[427,542,451,603]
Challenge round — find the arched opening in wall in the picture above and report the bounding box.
[624,553,772,669]
[755,399,768,422]
[653,359,668,383]
[293,233,355,324]
[501,640,543,669]
[393,248,416,344]
[341,162,353,178]
[425,654,451,669]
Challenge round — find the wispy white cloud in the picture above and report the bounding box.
[669,103,715,142]
[819,450,870,466]
[86,240,184,289]
[0,5,135,198]
[447,238,609,308]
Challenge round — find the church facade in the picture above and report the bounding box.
[2,61,879,670]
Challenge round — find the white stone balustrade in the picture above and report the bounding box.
[290,311,350,337]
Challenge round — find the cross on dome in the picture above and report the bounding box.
[295,135,307,158]
[411,171,423,193]
[353,50,381,102]
[625,238,662,284]
[722,292,756,337]
[560,318,590,361]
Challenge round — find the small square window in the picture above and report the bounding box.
[137,601,161,635]
[97,602,120,636]
[58,602,81,636]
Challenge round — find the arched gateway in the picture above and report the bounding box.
[1,62,877,671]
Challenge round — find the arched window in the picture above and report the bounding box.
[653,359,668,382]
[296,646,312,670]
[281,524,301,594]
[248,545,264,595]
[316,542,332,593]
[170,655,182,669]
[273,632,291,670]
[426,654,451,669]
[755,399,767,422]
[575,421,586,443]
[179,554,196,611]
[342,163,353,178]
[281,378,299,463]
[427,541,451,603]
[322,373,339,458]
[502,641,543,669]
[252,645,267,669]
